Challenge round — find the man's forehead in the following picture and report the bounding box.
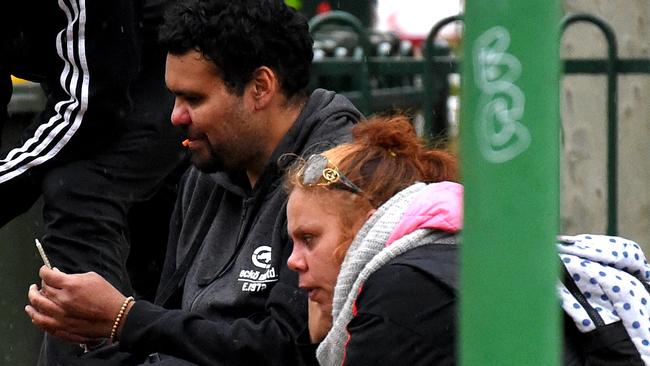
[166,52,213,73]
[165,53,221,88]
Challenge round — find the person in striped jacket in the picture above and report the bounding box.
[1,1,185,364]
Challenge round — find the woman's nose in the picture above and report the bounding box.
[287,247,306,273]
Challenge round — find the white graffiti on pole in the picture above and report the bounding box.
[473,26,530,163]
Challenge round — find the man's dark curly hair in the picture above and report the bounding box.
[159,0,313,98]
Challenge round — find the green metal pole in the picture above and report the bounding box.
[460,1,561,365]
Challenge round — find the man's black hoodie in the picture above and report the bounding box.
[117,89,362,365]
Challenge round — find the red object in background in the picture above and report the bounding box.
[316,1,331,14]
[387,13,424,48]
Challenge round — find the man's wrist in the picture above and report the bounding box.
[111,296,135,342]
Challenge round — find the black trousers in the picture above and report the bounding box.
[1,1,186,364]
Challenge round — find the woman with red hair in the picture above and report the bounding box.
[285,115,461,365]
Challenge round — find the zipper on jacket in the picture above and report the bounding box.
[190,197,252,311]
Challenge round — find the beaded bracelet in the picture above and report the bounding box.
[110,296,135,342]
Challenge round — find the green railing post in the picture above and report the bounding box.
[308,11,372,114]
[561,14,618,236]
[423,15,463,143]
[460,1,561,365]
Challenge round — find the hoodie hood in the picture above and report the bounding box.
[209,88,362,195]
[385,181,463,246]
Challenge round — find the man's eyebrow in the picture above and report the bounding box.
[168,88,195,97]
[165,85,179,94]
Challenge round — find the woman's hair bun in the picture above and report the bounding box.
[353,115,421,157]
[350,114,457,186]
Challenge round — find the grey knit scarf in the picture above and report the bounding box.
[316,183,447,365]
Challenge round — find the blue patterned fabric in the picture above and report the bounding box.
[558,234,650,364]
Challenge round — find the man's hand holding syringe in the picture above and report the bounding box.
[26,239,135,344]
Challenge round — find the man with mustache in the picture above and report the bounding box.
[26,0,362,364]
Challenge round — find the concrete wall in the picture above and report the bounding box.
[561,0,650,250]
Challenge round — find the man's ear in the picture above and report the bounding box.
[249,66,277,110]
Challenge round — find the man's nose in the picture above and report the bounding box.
[170,102,190,126]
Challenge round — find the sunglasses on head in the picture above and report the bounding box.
[299,154,363,195]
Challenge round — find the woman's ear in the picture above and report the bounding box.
[366,209,377,220]
[249,66,276,110]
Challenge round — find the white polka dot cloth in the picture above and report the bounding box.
[557,234,650,364]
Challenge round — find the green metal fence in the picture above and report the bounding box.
[309,9,650,364]
[309,11,461,143]
[309,11,650,237]
[562,13,621,237]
